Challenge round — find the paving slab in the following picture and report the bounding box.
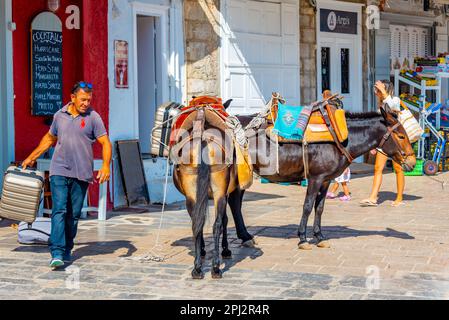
[1,171,449,299]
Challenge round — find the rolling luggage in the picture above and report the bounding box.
[18,217,51,245]
[151,102,182,157]
[0,166,45,223]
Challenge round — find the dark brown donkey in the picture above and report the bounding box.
[172,104,240,279]
[227,101,416,250]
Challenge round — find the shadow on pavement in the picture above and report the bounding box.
[71,240,138,261]
[376,191,422,204]
[0,218,18,228]
[11,240,138,262]
[171,234,264,274]
[243,191,286,202]
[13,245,48,253]
[329,191,422,203]
[247,225,415,241]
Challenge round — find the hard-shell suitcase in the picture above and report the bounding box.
[18,217,51,245]
[0,166,45,223]
[151,102,182,157]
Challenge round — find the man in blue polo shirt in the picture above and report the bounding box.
[22,81,112,270]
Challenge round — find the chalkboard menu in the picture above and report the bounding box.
[116,140,150,207]
[31,30,63,116]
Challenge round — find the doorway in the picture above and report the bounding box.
[316,0,363,113]
[319,37,357,111]
[137,15,162,155]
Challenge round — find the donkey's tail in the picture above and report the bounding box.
[192,141,210,237]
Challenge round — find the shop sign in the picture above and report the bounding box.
[320,9,357,35]
[31,30,63,116]
[115,40,129,89]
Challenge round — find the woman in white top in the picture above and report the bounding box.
[360,80,405,207]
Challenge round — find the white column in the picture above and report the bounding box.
[169,0,186,104]
[0,0,15,180]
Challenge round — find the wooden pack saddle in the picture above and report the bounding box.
[170,96,254,190]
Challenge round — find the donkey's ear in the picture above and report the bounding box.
[380,106,395,124]
[223,99,233,109]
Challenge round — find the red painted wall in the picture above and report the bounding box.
[13,0,110,207]
[82,0,110,207]
[13,0,83,160]
[82,0,109,159]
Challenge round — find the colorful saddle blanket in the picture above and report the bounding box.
[272,102,313,141]
[267,102,348,144]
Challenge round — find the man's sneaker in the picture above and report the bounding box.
[50,258,64,270]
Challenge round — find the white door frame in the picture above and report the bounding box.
[316,0,363,110]
[131,1,184,138]
[0,0,15,176]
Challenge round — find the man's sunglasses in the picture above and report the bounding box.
[78,82,93,89]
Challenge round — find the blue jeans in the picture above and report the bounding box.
[49,176,89,259]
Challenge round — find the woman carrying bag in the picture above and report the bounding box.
[360,80,414,207]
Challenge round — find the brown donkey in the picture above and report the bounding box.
[172,101,244,279]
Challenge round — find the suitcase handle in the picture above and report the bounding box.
[7,169,44,183]
[15,166,38,174]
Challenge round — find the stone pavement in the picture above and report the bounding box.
[1,170,449,300]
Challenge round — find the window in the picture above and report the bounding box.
[390,24,430,74]
[321,47,331,92]
[341,48,350,94]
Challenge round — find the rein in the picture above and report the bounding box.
[378,122,401,150]
[376,121,412,165]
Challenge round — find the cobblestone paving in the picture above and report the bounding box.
[1,171,449,300]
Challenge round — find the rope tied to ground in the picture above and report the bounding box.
[122,157,173,263]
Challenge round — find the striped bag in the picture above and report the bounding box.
[398,101,424,143]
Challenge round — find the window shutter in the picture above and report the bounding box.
[390,24,430,72]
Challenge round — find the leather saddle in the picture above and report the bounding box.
[169,96,230,147]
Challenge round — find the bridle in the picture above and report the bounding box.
[377,121,414,165]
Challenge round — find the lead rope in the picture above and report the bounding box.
[424,174,449,190]
[122,156,173,263]
[123,107,196,263]
[302,139,309,182]
[276,134,280,174]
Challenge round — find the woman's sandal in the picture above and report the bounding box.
[391,201,405,207]
[359,199,378,207]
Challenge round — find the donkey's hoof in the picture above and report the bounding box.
[298,242,313,250]
[191,269,205,280]
[211,268,223,279]
[201,250,206,258]
[222,249,232,259]
[317,240,331,249]
[242,239,256,248]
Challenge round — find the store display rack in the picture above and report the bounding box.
[394,70,442,156]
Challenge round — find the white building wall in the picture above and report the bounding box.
[108,0,184,207]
